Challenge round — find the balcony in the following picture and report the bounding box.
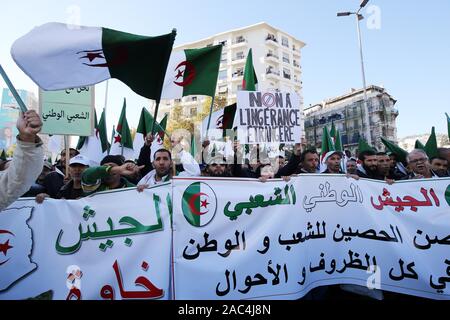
[265,34,279,47]
[282,72,291,80]
[231,56,246,65]
[231,71,244,81]
[266,68,280,80]
[293,61,300,68]
[231,37,247,48]
[265,52,279,64]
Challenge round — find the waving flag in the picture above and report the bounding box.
[109,98,134,159]
[11,22,175,100]
[242,48,258,91]
[160,45,222,99]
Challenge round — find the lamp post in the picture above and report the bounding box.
[337,0,372,146]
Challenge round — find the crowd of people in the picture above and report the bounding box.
[1,114,449,207]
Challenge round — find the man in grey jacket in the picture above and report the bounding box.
[0,110,43,211]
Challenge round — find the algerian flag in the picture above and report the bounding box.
[0,149,6,161]
[78,108,110,165]
[11,22,175,100]
[109,98,134,159]
[242,48,258,91]
[358,138,376,153]
[201,103,237,140]
[181,182,217,227]
[132,107,165,160]
[160,45,222,99]
[0,207,37,291]
[150,114,168,160]
[320,126,335,159]
[334,130,343,152]
[424,126,438,159]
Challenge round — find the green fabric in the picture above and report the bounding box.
[136,107,167,136]
[334,130,343,152]
[415,140,425,150]
[329,122,336,139]
[242,48,258,91]
[0,149,6,161]
[380,137,408,164]
[115,98,133,149]
[321,126,334,155]
[182,45,222,97]
[358,138,376,153]
[102,28,175,101]
[190,133,197,158]
[424,127,438,159]
[97,109,110,153]
[82,165,135,194]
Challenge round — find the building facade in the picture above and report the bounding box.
[160,22,305,127]
[304,85,398,152]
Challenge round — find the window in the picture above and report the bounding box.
[191,96,197,102]
[219,70,227,80]
[234,36,245,44]
[266,33,277,42]
[221,52,227,63]
[234,51,245,60]
[218,85,228,93]
[282,52,290,64]
[219,40,227,46]
[282,36,289,48]
[353,120,359,129]
[233,67,243,77]
[283,68,291,80]
[293,59,299,67]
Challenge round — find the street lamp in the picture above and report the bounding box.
[337,0,372,146]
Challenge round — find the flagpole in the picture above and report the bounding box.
[64,135,70,179]
[205,96,216,138]
[108,125,115,155]
[103,80,109,124]
[0,64,28,113]
[150,100,161,135]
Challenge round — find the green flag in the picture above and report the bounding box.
[242,48,258,91]
[380,137,408,164]
[424,127,438,159]
[0,149,6,161]
[358,138,376,154]
[321,126,335,156]
[97,109,110,153]
[136,107,166,136]
[190,133,197,158]
[415,140,425,150]
[329,122,336,139]
[334,130,343,152]
[109,98,133,158]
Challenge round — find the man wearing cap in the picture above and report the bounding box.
[321,151,345,174]
[57,155,90,199]
[81,155,142,194]
[1,110,44,211]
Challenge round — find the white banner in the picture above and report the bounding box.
[236,91,301,144]
[172,176,450,300]
[0,184,172,300]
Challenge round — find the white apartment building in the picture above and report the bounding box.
[304,85,399,152]
[160,22,306,123]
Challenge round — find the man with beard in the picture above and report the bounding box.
[321,151,345,174]
[356,150,381,179]
[403,149,438,179]
[375,152,395,184]
[81,155,141,194]
[275,144,319,177]
[204,155,230,177]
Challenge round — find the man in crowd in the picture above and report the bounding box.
[42,147,79,198]
[356,149,380,179]
[275,144,319,177]
[430,156,449,177]
[375,152,395,184]
[82,155,141,195]
[1,110,44,211]
[57,155,90,199]
[345,157,358,175]
[321,151,345,174]
[404,149,438,179]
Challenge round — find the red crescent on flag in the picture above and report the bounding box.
[0,230,14,236]
[188,192,209,216]
[173,61,196,87]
